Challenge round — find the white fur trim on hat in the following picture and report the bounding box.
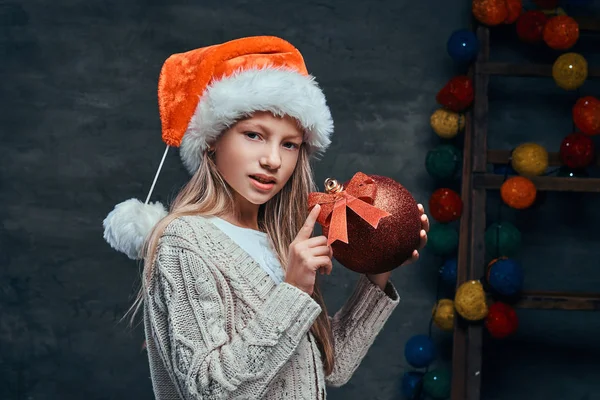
[179,67,334,174]
[102,198,168,260]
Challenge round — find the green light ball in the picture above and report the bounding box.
[423,367,452,399]
[426,144,462,180]
[428,224,459,256]
[484,222,521,258]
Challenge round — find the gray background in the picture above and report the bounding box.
[2,0,600,399]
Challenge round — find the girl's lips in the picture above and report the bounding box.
[250,176,275,191]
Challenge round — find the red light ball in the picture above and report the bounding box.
[485,302,519,339]
[573,96,600,136]
[559,133,595,169]
[436,75,474,112]
[516,11,548,43]
[429,188,463,223]
[504,0,522,24]
[543,16,579,50]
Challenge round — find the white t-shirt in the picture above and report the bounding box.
[206,217,285,284]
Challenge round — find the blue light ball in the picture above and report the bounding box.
[447,29,479,64]
[488,258,524,297]
[401,371,424,399]
[440,258,457,287]
[405,335,436,368]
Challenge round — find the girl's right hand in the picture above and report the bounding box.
[285,204,333,296]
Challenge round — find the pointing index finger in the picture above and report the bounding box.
[297,204,321,241]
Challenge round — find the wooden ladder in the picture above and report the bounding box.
[450,17,600,400]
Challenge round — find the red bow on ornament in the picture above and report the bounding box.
[308,172,391,246]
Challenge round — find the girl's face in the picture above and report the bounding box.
[213,111,304,208]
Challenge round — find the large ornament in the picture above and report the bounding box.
[560,133,595,169]
[487,257,524,297]
[485,222,521,258]
[455,280,488,321]
[543,15,579,50]
[511,143,549,177]
[436,75,474,112]
[426,144,462,180]
[516,11,548,43]
[308,172,421,274]
[573,96,600,136]
[447,29,480,64]
[552,53,588,91]
[430,109,465,139]
[428,224,459,257]
[432,299,456,331]
[472,0,508,26]
[500,176,537,209]
[485,302,519,339]
[429,188,463,223]
[423,368,452,399]
[404,334,436,368]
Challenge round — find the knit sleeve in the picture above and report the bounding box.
[325,274,399,387]
[146,238,322,399]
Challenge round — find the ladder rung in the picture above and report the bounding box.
[479,62,600,78]
[516,291,600,311]
[473,173,600,192]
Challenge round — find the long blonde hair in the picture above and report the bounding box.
[130,143,335,375]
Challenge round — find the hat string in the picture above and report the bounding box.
[145,145,170,204]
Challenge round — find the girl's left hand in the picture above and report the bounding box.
[366,204,430,290]
[400,203,430,267]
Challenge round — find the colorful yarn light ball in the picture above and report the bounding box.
[573,96,600,136]
[447,29,480,64]
[430,109,465,139]
[560,132,595,169]
[436,75,474,112]
[404,334,436,368]
[432,299,456,331]
[472,0,508,26]
[511,143,549,177]
[552,53,588,91]
[428,224,459,257]
[429,188,463,223]
[543,15,579,50]
[485,302,519,339]
[423,368,452,400]
[484,222,521,258]
[455,280,488,321]
[504,0,522,24]
[500,176,537,209]
[516,11,548,43]
[426,144,462,180]
[487,257,524,297]
[401,371,425,399]
[440,258,458,287]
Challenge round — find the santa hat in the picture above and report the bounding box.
[103,36,334,260]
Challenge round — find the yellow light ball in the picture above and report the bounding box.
[432,299,456,331]
[454,280,488,321]
[511,143,549,177]
[552,53,588,91]
[430,108,465,139]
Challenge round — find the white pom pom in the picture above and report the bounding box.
[103,198,168,260]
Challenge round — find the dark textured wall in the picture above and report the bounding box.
[2,0,600,399]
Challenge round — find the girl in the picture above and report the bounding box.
[103,36,429,399]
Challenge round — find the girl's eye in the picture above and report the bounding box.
[245,132,260,140]
[283,142,300,150]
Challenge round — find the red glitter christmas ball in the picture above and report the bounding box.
[516,11,548,43]
[485,302,519,339]
[429,188,463,223]
[436,76,474,112]
[322,175,422,274]
[543,15,579,50]
[573,96,600,136]
[559,132,595,169]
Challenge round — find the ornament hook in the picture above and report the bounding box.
[324,178,344,194]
